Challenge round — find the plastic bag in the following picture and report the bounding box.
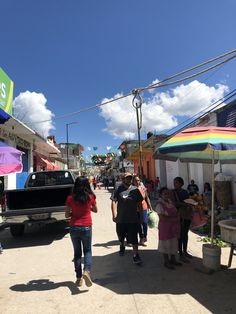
[147,210,157,228]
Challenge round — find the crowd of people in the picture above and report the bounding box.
[64,173,211,287]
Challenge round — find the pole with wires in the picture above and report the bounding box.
[132,89,143,179]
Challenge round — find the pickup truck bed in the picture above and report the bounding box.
[3,185,73,220]
[0,170,75,236]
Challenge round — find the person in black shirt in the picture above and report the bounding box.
[187,179,199,195]
[111,173,143,264]
[170,177,192,263]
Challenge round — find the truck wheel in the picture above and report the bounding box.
[10,225,25,237]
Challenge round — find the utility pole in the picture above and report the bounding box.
[66,123,69,169]
[132,89,143,178]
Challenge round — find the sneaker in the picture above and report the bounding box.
[183,252,193,258]
[180,256,190,263]
[139,238,147,246]
[75,277,83,287]
[133,254,142,264]
[119,245,125,256]
[83,271,93,287]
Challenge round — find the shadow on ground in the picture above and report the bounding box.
[0,221,69,249]
[91,247,236,313]
[93,240,119,248]
[10,279,87,295]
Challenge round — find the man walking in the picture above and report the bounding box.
[111,173,143,264]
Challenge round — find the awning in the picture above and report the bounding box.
[36,154,54,170]
[40,157,54,170]
[0,109,11,124]
[36,153,60,170]
[0,141,23,175]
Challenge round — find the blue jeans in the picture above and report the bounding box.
[70,226,92,278]
[138,210,148,239]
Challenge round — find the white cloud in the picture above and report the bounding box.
[156,80,228,116]
[99,93,177,139]
[13,91,55,138]
[99,80,228,139]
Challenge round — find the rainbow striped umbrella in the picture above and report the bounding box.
[155,126,236,243]
[156,126,236,163]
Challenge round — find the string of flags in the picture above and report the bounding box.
[59,143,140,152]
[84,143,139,151]
[86,145,117,151]
[91,152,117,166]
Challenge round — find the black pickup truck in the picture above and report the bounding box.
[0,170,75,236]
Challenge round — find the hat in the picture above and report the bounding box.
[124,172,133,178]
[184,198,198,206]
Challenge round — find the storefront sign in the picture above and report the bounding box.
[0,127,30,149]
[0,67,14,115]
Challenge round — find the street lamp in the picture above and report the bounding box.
[66,121,79,169]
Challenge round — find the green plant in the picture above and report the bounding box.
[201,236,228,247]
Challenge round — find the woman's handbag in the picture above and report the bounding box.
[147,209,157,228]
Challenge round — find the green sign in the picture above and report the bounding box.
[0,67,14,115]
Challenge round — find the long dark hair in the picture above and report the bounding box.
[159,187,168,196]
[204,182,211,192]
[72,176,96,204]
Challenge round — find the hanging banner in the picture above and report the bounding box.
[0,67,14,115]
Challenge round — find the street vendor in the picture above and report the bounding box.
[170,177,192,263]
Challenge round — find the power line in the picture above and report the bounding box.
[35,49,236,124]
[139,48,236,91]
[164,89,236,137]
[35,93,132,124]
[140,54,236,91]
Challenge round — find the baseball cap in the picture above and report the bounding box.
[124,172,133,178]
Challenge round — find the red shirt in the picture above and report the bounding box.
[66,194,96,226]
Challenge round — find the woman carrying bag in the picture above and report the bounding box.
[133,175,152,246]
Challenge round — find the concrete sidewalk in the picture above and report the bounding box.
[0,188,236,314]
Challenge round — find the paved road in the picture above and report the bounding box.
[0,189,236,314]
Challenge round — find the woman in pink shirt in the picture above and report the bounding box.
[65,176,98,287]
[155,187,181,269]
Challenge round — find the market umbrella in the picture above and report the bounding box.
[154,126,236,243]
[0,141,23,175]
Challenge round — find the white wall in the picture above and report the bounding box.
[155,159,167,187]
[188,163,204,193]
[221,164,236,204]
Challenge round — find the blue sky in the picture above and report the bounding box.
[1,0,236,159]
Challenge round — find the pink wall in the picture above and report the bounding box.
[132,152,155,181]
